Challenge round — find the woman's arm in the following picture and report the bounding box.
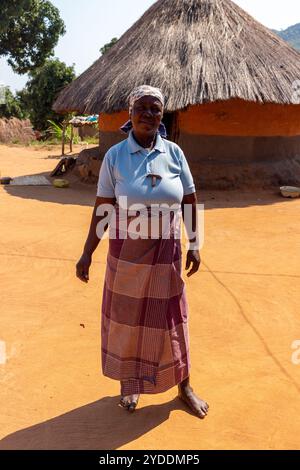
[76,196,116,283]
[181,192,201,277]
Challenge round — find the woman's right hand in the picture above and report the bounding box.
[76,252,92,283]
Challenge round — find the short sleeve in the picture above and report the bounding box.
[96,151,116,197]
[179,149,196,195]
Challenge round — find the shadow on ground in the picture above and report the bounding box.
[4,171,95,207]
[0,395,197,450]
[3,170,289,210]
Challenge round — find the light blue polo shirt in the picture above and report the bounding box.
[97,130,195,206]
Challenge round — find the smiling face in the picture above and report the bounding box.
[130,95,163,138]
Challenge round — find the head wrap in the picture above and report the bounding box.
[128,85,165,114]
[120,84,166,137]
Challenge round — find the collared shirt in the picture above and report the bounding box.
[97,130,196,207]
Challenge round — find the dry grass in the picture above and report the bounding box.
[53,0,300,114]
[0,118,35,144]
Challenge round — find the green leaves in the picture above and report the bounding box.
[0,0,65,74]
[100,37,119,56]
[19,58,76,130]
[47,119,79,144]
[0,87,27,119]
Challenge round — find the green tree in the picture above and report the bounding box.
[100,37,118,55]
[0,86,27,120]
[19,58,76,130]
[0,0,65,74]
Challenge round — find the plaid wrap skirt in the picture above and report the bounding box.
[100,204,191,395]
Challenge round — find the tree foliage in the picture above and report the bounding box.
[100,37,118,56]
[18,58,76,130]
[0,0,65,74]
[0,86,27,120]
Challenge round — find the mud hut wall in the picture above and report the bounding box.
[177,99,300,165]
[98,111,128,154]
[97,100,300,189]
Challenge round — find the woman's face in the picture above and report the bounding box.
[130,95,163,137]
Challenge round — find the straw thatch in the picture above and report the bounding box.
[0,118,35,144]
[53,0,300,114]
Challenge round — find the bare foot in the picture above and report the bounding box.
[119,394,140,413]
[178,382,209,419]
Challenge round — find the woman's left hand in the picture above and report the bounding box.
[185,250,201,277]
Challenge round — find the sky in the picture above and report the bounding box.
[1,0,300,93]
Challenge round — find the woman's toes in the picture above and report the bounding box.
[128,402,137,412]
[190,400,208,419]
[198,410,206,419]
[202,404,209,413]
[119,394,139,411]
[119,397,130,408]
[119,400,126,408]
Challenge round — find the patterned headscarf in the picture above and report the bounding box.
[128,85,165,114]
[120,85,166,137]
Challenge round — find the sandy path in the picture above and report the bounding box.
[0,144,300,450]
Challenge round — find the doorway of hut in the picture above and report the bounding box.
[162,111,179,143]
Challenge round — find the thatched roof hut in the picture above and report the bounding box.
[53,0,300,189]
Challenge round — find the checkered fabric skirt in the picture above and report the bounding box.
[101,204,191,395]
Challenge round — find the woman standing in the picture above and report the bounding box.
[76,85,209,418]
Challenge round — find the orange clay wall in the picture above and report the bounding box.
[178,99,300,137]
[96,101,300,188]
[99,111,128,132]
[98,100,300,137]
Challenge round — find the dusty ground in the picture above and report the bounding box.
[0,144,300,450]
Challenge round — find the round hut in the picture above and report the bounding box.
[53,0,300,189]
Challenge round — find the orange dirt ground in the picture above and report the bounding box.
[0,144,300,450]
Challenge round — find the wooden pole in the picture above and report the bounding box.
[62,123,66,156]
[70,124,73,153]
[98,115,101,150]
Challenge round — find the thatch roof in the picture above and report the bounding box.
[53,0,300,114]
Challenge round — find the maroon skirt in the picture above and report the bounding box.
[100,204,191,395]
